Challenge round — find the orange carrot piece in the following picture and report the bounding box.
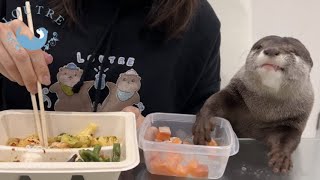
[170,137,182,144]
[150,156,169,175]
[155,126,171,141]
[187,159,199,171]
[175,164,188,177]
[207,139,218,146]
[190,164,209,178]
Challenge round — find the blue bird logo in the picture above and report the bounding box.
[16,27,48,51]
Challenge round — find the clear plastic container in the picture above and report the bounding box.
[0,110,140,180]
[138,113,239,179]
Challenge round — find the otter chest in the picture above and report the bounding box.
[243,94,302,121]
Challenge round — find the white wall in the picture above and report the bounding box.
[209,0,320,138]
[209,0,253,88]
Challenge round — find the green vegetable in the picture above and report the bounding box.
[93,145,102,154]
[77,144,121,162]
[85,150,100,162]
[112,143,121,162]
[79,145,103,162]
[60,134,82,148]
[53,133,66,142]
[102,157,110,162]
[79,150,90,162]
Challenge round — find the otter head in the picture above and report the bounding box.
[116,69,141,92]
[57,63,83,87]
[245,35,313,93]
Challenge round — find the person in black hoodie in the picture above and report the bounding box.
[0,0,221,124]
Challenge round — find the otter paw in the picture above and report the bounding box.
[268,150,293,173]
[192,116,214,145]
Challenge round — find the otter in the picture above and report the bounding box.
[49,63,94,112]
[193,36,314,173]
[98,69,141,112]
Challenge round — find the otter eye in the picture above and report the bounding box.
[131,79,135,83]
[290,49,298,55]
[256,45,263,50]
[123,78,126,81]
[64,72,67,75]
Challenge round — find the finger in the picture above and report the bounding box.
[268,152,280,167]
[145,127,159,141]
[192,119,199,135]
[193,114,202,134]
[192,120,199,143]
[289,159,293,170]
[199,120,208,145]
[122,106,141,118]
[280,156,290,173]
[273,155,285,173]
[273,158,284,173]
[205,117,217,142]
[136,115,145,129]
[209,117,216,131]
[0,25,37,94]
[193,117,205,145]
[192,131,199,145]
[0,41,24,85]
[195,131,206,145]
[8,19,51,85]
[0,63,15,82]
[193,122,206,145]
[204,122,212,142]
[43,52,53,64]
[8,19,34,39]
[28,50,51,85]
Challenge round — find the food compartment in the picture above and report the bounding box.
[139,113,239,179]
[0,111,125,162]
[0,110,139,179]
[145,151,229,178]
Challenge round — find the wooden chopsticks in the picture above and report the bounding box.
[16,1,48,148]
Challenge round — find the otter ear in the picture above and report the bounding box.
[59,67,63,71]
[79,69,84,74]
[137,76,141,80]
[119,73,124,78]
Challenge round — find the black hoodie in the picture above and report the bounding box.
[0,0,221,116]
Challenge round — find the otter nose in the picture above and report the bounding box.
[263,48,280,56]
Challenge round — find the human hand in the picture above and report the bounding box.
[0,20,53,94]
[122,106,145,129]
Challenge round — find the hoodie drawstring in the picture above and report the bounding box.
[73,7,121,112]
[93,8,121,112]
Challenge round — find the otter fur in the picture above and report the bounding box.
[193,35,314,173]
